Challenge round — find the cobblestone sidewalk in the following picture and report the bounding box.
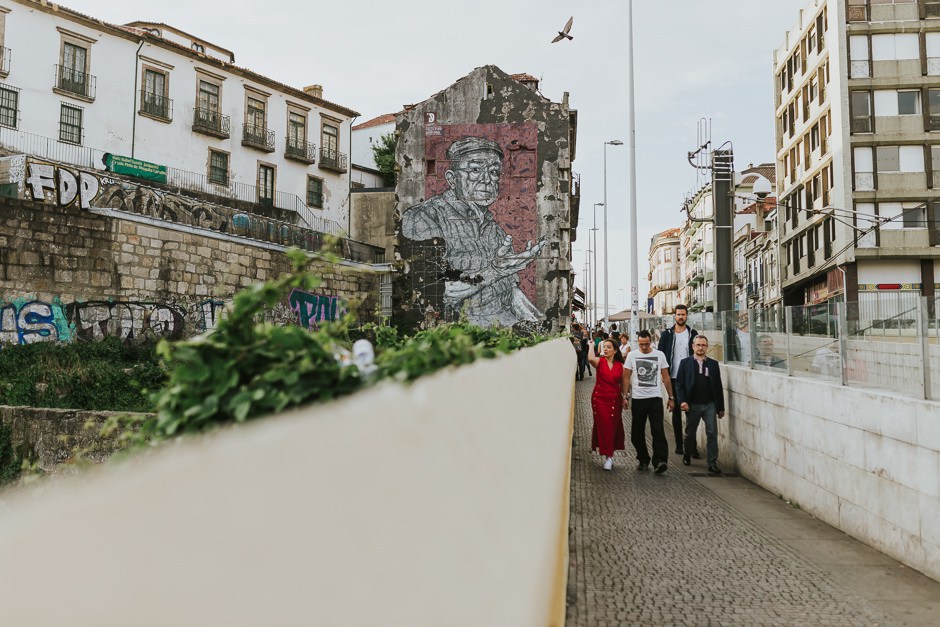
[566,379,895,626]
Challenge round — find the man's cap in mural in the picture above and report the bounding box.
[445,137,504,162]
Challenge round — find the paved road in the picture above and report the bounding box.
[566,379,940,626]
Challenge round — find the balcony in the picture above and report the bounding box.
[319,147,348,173]
[0,47,10,76]
[54,64,96,101]
[192,107,230,139]
[242,123,275,152]
[139,90,172,122]
[285,136,316,164]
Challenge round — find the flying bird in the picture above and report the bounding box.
[551,16,574,43]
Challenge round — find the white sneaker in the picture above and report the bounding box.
[603,457,613,471]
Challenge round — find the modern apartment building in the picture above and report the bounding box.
[647,228,681,315]
[0,0,357,232]
[775,0,940,310]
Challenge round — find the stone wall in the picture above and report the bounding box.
[0,191,383,346]
[0,405,148,469]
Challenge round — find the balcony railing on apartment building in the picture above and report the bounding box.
[242,123,275,152]
[54,65,96,100]
[192,107,230,139]
[0,126,337,235]
[319,147,347,173]
[139,90,173,122]
[285,137,316,164]
[0,47,10,75]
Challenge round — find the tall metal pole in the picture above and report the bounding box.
[592,202,602,328]
[627,0,640,343]
[603,146,609,330]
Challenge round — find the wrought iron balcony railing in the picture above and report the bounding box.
[0,47,10,75]
[319,147,348,172]
[192,107,230,138]
[285,136,316,163]
[243,123,275,152]
[55,64,96,99]
[139,90,172,121]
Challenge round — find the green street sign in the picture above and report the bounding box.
[105,153,167,184]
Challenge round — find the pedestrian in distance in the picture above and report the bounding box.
[657,304,699,457]
[571,323,584,381]
[587,337,627,471]
[675,335,726,474]
[582,327,593,377]
[619,333,631,360]
[624,330,675,474]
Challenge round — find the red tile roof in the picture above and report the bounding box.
[511,73,539,83]
[352,113,398,131]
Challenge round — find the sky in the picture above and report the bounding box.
[59,0,811,314]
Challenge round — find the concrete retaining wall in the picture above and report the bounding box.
[0,339,575,626]
[718,366,940,582]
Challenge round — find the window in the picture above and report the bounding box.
[931,145,940,173]
[246,96,265,129]
[258,164,275,205]
[871,33,919,61]
[197,80,219,116]
[208,149,229,185]
[850,35,870,78]
[58,41,90,97]
[897,91,920,115]
[140,68,169,119]
[288,111,306,145]
[0,7,10,76]
[0,84,18,129]
[902,204,925,228]
[808,26,817,54]
[929,89,940,130]
[927,0,940,18]
[851,91,873,133]
[307,176,323,208]
[58,103,82,144]
[877,146,900,172]
[810,123,820,151]
[322,123,338,155]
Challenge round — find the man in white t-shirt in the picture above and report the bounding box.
[624,329,675,474]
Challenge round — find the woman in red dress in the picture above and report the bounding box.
[587,338,627,470]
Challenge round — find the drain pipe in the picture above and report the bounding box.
[131,39,145,158]
[347,114,358,237]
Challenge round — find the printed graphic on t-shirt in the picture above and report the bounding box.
[635,357,660,388]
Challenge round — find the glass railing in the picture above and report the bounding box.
[710,295,940,401]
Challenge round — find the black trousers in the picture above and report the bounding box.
[630,397,668,467]
[669,378,699,452]
[577,350,590,378]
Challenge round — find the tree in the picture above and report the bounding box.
[372,133,397,187]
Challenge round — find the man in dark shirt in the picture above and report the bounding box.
[675,335,726,474]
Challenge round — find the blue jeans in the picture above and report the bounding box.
[684,402,718,466]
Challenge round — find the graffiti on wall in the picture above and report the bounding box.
[288,289,348,330]
[14,158,333,251]
[399,124,544,328]
[0,293,346,346]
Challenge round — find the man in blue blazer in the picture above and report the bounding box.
[674,335,726,474]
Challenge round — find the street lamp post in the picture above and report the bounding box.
[603,140,623,330]
[592,202,603,327]
[627,0,639,344]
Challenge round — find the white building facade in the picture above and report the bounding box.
[0,0,357,232]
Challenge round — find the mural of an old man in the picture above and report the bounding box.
[401,136,545,327]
